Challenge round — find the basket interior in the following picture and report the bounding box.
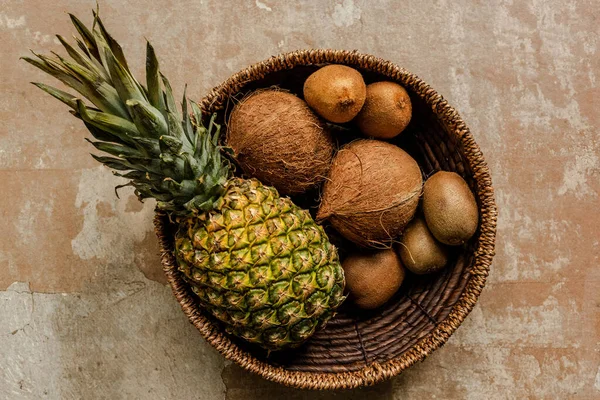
[166,64,481,373]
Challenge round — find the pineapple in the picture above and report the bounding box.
[24,12,345,350]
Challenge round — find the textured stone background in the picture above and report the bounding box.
[1,0,599,398]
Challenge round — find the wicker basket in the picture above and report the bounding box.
[154,49,497,390]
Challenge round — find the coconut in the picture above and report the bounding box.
[227,90,335,195]
[317,139,422,247]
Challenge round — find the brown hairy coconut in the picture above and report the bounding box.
[227,90,335,195]
[317,139,422,247]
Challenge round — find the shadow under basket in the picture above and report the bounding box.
[154,49,498,390]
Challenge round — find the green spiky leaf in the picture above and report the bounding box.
[103,46,147,106]
[25,10,230,215]
[145,42,165,112]
[85,139,144,159]
[76,100,138,143]
[92,10,130,71]
[69,13,100,60]
[126,99,168,138]
[31,82,78,110]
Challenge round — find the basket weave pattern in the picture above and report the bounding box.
[154,49,497,390]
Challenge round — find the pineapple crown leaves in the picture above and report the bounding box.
[22,11,231,214]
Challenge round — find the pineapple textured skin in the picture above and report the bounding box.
[175,178,345,350]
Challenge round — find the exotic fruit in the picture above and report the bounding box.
[342,249,405,310]
[24,13,345,350]
[227,90,335,196]
[397,216,448,275]
[422,171,479,246]
[317,140,422,247]
[303,65,367,123]
[355,81,412,139]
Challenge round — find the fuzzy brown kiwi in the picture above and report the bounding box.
[397,216,449,274]
[227,90,335,195]
[422,171,479,245]
[342,249,405,310]
[303,65,366,123]
[355,81,412,139]
[317,139,422,248]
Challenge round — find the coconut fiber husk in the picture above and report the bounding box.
[154,49,497,390]
[227,89,335,195]
[316,139,422,248]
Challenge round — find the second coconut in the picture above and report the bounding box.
[317,140,422,247]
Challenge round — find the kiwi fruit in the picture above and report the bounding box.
[303,65,366,123]
[398,216,448,274]
[355,81,412,139]
[342,249,405,310]
[422,171,479,245]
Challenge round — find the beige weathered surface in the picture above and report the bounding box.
[1,0,598,398]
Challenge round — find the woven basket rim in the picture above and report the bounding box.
[156,49,498,390]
